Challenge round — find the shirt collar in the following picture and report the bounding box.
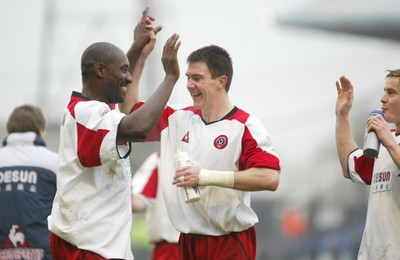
[2,132,47,147]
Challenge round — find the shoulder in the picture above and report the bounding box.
[73,100,124,124]
[230,107,263,127]
[231,108,250,122]
[166,104,200,117]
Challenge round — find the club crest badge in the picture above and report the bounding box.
[214,135,228,149]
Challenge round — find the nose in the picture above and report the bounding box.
[380,93,387,104]
[187,79,195,89]
[126,71,133,84]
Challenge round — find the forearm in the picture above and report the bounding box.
[119,52,148,114]
[118,32,179,142]
[336,114,358,178]
[141,74,178,117]
[199,167,279,192]
[120,30,157,114]
[126,42,143,74]
[235,168,279,191]
[118,75,178,142]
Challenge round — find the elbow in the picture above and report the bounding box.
[117,127,149,143]
[128,129,149,142]
[132,126,151,140]
[262,170,280,191]
[132,132,149,142]
[117,117,153,142]
[268,176,280,191]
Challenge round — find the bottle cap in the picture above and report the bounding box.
[370,109,383,116]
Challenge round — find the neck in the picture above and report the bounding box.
[202,102,234,123]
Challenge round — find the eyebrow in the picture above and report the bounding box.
[185,73,203,77]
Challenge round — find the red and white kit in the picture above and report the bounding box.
[348,130,400,259]
[48,92,133,259]
[131,152,180,259]
[132,152,179,243]
[134,102,281,236]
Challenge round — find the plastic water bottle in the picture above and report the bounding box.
[363,109,384,158]
[174,150,201,203]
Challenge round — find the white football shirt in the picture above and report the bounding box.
[48,92,133,259]
[135,102,281,236]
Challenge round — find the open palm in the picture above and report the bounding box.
[335,76,354,116]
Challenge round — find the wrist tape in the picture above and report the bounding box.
[198,169,234,188]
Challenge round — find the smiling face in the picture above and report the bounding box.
[81,42,133,104]
[381,76,400,127]
[185,46,233,113]
[185,62,223,110]
[101,52,132,104]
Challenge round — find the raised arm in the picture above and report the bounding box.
[127,6,162,74]
[119,6,162,114]
[119,31,157,114]
[335,76,358,178]
[117,33,181,142]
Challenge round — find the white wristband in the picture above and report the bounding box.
[198,169,234,188]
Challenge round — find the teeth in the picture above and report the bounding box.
[122,86,127,91]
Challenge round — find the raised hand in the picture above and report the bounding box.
[335,76,354,116]
[161,33,181,81]
[140,31,157,60]
[127,7,162,78]
[133,6,162,51]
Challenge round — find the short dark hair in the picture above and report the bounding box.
[6,105,46,135]
[80,42,124,78]
[187,45,233,92]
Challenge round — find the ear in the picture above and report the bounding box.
[94,63,106,78]
[219,75,228,90]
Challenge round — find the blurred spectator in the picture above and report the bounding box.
[0,104,57,260]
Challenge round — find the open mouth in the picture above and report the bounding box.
[191,92,201,97]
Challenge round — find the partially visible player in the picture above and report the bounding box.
[131,151,179,260]
[335,71,400,259]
